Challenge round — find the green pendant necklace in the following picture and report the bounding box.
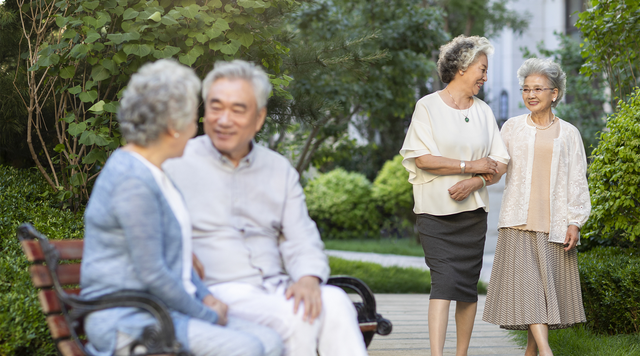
[446,88,471,122]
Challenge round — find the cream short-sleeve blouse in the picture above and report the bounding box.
[400,92,510,216]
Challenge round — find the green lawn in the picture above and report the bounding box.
[509,325,640,356]
[329,256,487,294]
[324,238,425,257]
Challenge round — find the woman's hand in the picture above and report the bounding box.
[564,225,580,251]
[448,177,483,201]
[468,157,498,175]
[203,294,228,326]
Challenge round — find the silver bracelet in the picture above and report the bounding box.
[460,160,466,174]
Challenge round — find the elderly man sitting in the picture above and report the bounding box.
[164,60,368,356]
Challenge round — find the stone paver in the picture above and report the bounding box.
[366,294,523,356]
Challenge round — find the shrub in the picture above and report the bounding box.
[372,155,415,236]
[0,166,84,355]
[582,89,640,248]
[305,168,381,239]
[579,246,640,335]
[329,256,431,293]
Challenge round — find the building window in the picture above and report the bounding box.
[498,90,509,127]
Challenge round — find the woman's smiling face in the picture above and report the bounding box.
[522,74,558,114]
[464,53,488,96]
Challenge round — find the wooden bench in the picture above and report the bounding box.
[18,223,392,356]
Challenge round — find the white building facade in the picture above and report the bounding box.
[484,0,586,125]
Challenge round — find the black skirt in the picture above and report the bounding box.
[416,208,487,302]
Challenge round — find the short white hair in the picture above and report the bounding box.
[517,58,566,108]
[437,35,494,83]
[202,60,272,109]
[118,59,200,146]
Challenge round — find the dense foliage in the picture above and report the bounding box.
[372,155,414,235]
[0,166,84,355]
[579,247,640,335]
[304,168,381,240]
[582,90,640,246]
[577,0,640,105]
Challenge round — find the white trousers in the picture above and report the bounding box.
[209,280,368,356]
[115,317,283,356]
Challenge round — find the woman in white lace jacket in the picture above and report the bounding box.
[483,58,590,356]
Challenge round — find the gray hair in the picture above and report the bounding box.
[437,35,494,84]
[118,59,200,146]
[202,60,272,109]
[517,58,566,108]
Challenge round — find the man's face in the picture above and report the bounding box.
[203,78,266,165]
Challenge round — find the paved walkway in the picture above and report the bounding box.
[366,294,523,355]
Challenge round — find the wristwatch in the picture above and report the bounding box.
[460,160,466,174]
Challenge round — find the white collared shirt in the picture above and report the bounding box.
[163,136,329,287]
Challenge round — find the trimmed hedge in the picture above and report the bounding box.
[583,89,640,247]
[579,246,640,335]
[304,168,381,240]
[0,165,84,355]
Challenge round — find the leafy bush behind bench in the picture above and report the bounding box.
[579,246,640,335]
[0,165,83,355]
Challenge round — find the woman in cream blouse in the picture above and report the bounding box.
[400,35,509,356]
[483,58,591,356]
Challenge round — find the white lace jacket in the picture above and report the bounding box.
[498,115,591,243]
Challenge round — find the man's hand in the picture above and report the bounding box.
[448,177,483,201]
[564,225,580,251]
[285,275,322,324]
[203,294,228,326]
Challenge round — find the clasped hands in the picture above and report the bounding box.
[195,253,322,325]
[448,157,498,201]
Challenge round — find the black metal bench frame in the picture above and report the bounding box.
[18,223,391,356]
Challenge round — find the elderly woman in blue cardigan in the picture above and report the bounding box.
[80,59,283,356]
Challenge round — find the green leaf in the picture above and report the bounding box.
[178,45,204,66]
[206,27,223,39]
[220,40,241,55]
[91,42,105,51]
[67,85,82,95]
[94,134,110,146]
[161,15,179,26]
[85,31,101,43]
[37,53,60,67]
[83,149,107,165]
[100,58,117,74]
[195,33,208,43]
[88,100,105,113]
[62,29,77,39]
[96,11,110,27]
[113,50,127,64]
[123,8,139,20]
[70,172,87,186]
[61,112,76,123]
[103,102,118,113]
[83,1,100,10]
[87,56,99,65]
[106,31,140,45]
[213,18,230,31]
[153,45,180,59]
[69,44,89,58]
[82,16,98,28]
[211,0,222,8]
[179,4,200,19]
[78,90,98,103]
[68,122,87,136]
[209,41,224,51]
[60,66,76,79]
[239,33,253,48]
[91,65,111,82]
[54,143,66,153]
[123,44,152,57]
[148,11,162,22]
[56,16,69,28]
[79,130,96,145]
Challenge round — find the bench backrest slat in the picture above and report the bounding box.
[38,289,81,314]
[21,240,84,262]
[29,264,81,288]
